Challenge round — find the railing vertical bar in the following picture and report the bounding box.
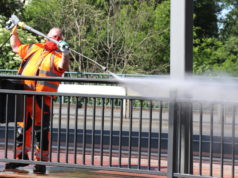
[158,102,163,171]
[177,104,181,172]
[57,96,62,162]
[167,93,177,178]
[13,95,18,159]
[109,98,114,167]
[148,100,152,170]
[188,102,193,173]
[49,96,53,162]
[138,100,143,169]
[232,106,236,178]
[91,97,96,165]
[31,95,36,160]
[209,104,214,177]
[100,98,105,166]
[40,95,44,161]
[74,97,79,164]
[220,105,224,177]
[4,94,9,159]
[128,99,133,168]
[22,95,26,161]
[82,97,87,165]
[66,96,70,163]
[199,103,203,175]
[119,98,123,167]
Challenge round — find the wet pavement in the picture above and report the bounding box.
[0,161,237,178]
[0,164,165,178]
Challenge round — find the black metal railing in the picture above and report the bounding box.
[0,75,237,178]
[0,69,159,79]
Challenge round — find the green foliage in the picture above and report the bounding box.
[0,0,25,69]
[193,36,223,74]
[0,0,24,17]
[194,30,238,76]
[0,0,238,76]
[212,36,238,76]
[86,0,170,74]
[22,0,170,74]
[23,0,105,72]
[220,4,238,39]
[194,0,220,38]
[23,0,62,33]
[193,0,238,76]
[0,15,38,69]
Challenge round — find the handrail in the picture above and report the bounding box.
[0,74,118,84]
[0,69,160,78]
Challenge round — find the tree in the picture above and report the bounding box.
[0,0,24,17]
[192,0,236,75]
[204,0,238,76]
[0,15,38,69]
[219,1,238,39]
[3,0,236,76]
[193,0,221,38]
[193,33,224,74]
[23,0,170,74]
[85,0,170,74]
[23,0,105,73]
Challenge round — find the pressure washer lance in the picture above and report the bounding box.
[5,15,114,76]
[69,48,118,78]
[70,48,108,72]
[6,15,68,51]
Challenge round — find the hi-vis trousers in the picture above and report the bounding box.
[16,95,51,161]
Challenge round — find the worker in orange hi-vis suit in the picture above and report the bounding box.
[5,26,70,174]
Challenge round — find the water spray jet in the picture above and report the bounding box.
[119,75,238,103]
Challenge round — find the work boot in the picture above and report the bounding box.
[33,165,46,174]
[5,153,29,170]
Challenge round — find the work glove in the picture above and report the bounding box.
[58,40,69,56]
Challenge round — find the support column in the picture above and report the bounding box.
[170,0,193,78]
[168,0,193,177]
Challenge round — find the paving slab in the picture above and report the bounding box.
[0,164,166,178]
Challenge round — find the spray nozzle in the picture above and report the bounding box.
[5,14,20,30]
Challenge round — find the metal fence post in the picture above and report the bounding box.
[180,101,193,173]
[170,0,194,174]
[167,92,193,178]
[167,92,178,178]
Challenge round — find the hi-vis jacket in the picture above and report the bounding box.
[18,43,65,92]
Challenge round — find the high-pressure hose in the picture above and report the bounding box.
[5,15,113,75]
[70,48,107,72]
